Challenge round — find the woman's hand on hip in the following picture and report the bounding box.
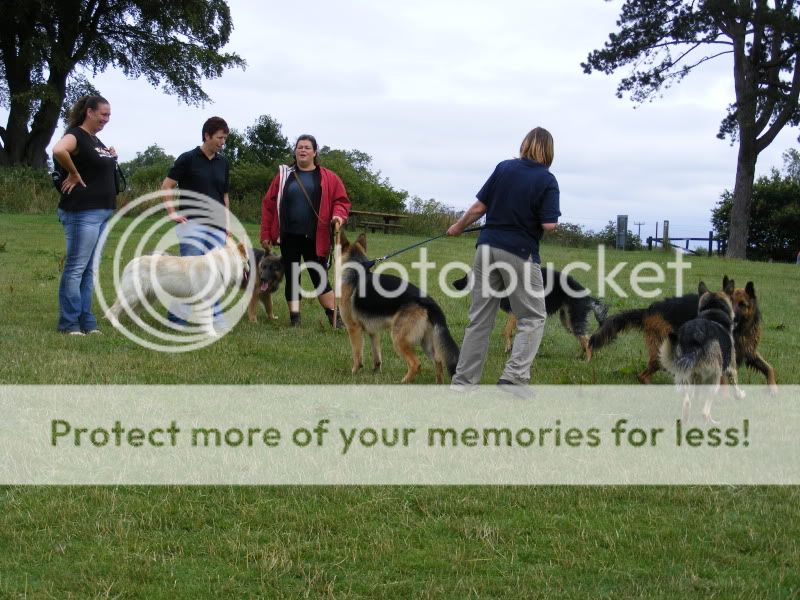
[61,172,86,194]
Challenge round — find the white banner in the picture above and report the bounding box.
[0,385,796,484]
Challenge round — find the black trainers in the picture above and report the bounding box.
[497,379,535,399]
[289,312,301,327]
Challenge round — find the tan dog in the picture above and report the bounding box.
[246,248,285,322]
[105,238,249,336]
[590,276,776,391]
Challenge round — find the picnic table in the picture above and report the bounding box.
[348,210,410,234]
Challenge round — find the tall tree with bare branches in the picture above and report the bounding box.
[583,0,800,258]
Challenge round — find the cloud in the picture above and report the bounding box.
[5,0,797,240]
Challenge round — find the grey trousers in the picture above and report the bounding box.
[452,245,547,385]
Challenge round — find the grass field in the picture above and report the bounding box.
[1,213,799,597]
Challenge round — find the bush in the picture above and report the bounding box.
[0,166,58,213]
[544,222,597,248]
[595,221,644,250]
[404,196,459,236]
[712,169,800,262]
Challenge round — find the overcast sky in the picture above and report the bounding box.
[27,0,800,239]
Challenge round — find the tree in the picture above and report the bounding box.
[783,147,800,180]
[119,144,174,179]
[0,0,244,168]
[318,147,408,213]
[219,129,249,167]
[243,115,290,166]
[583,1,800,259]
[219,116,290,168]
[712,159,800,261]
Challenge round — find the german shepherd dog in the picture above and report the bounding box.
[659,281,745,423]
[339,233,460,383]
[452,268,608,358]
[589,276,776,391]
[246,248,285,322]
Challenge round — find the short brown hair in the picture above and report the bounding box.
[519,127,554,167]
[202,116,229,141]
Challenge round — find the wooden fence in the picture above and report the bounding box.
[646,231,725,255]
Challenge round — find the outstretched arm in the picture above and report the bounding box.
[447,200,487,236]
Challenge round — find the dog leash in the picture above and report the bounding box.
[364,225,484,268]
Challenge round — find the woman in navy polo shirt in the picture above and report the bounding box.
[447,127,560,394]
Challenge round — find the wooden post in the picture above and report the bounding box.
[662,220,670,251]
[332,222,341,328]
[708,231,713,255]
[647,236,653,250]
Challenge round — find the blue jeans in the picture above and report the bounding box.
[167,221,226,325]
[57,208,114,333]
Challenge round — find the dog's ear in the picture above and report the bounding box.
[339,231,350,252]
[745,281,756,299]
[236,241,247,258]
[698,281,709,296]
[723,275,734,296]
[356,233,367,252]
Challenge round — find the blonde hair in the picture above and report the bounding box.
[519,127,554,167]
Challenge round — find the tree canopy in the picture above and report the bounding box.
[583,0,800,259]
[221,115,290,168]
[0,0,244,168]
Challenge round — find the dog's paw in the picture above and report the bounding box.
[372,361,382,373]
[769,383,778,396]
[270,314,278,320]
[703,411,719,425]
[734,387,747,400]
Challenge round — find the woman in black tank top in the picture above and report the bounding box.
[52,95,117,335]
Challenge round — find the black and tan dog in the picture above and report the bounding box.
[339,233,460,383]
[659,281,745,423]
[589,276,776,391]
[452,268,608,359]
[246,248,285,322]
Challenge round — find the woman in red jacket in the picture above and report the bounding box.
[260,134,350,327]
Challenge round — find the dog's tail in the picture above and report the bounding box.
[452,273,469,291]
[588,308,646,352]
[590,298,609,325]
[425,301,461,377]
[658,332,681,374]
[659,331,705,377]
